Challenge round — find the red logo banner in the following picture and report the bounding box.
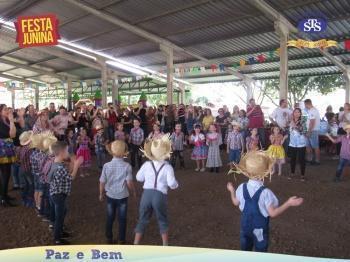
[14,14,60,48]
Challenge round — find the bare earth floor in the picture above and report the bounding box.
[0,151,349,259]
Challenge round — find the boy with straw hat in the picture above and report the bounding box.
[99,140,136,244]
[326,124,350,182]
[227,151,303,252]
[17,131,34,207]
[134,135,178,246]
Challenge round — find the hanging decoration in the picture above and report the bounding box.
[211,64,217,72]
[239,59,246,67]
[257,54,266,63]
[248,57,256,64]
[287,39,337,49]
[72,92,80,103]
[344,39,350,51]
[94,89,102,107]
[138,92,147,107]
[219,63,225,72]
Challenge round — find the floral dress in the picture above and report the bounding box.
[76,136,91,167]
[191,133,208,160]
[206,132,222,168]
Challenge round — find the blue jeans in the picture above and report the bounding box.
[336,158,350,178]
[108,124,115,142]
[51,193,67,241]
[229,149,241,164]
[106,196,128,242]
[19,168,34,203]
[40,183,50,218]
[11,163,20,187]
[96,151,106,169]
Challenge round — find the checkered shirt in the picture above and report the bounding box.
[170,132,184,151]
[30,149,47,177]
[129,127,144,145]
[17,145,33,172]
[49,162,72,196]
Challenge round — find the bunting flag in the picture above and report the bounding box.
[200,66,206,72]
[240,59,246,67]
[232,62,240,69]
[248,57,255,64]
[276,48,280,56]
[268,50,275,59]
[219,63,225,71]
[174,68,180,74]
[345,39,350,51]
[211,64,217,72]
[257,54,266,63]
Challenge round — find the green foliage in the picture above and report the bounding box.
[94,89,102,99]
[263,75,344,106]
[72,92,80,102]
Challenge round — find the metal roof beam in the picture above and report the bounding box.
[0,0,43,19]
[0,57,79,81]
[250,0,350,73]
[63,0,253,83]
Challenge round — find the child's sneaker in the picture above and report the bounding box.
[195,168,200,172]
[200,168,206,172]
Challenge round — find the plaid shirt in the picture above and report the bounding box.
[94,133,106,153]
[16,145,33,172]
[170,132,184,151]
[30,149,47,178]
[129,127,144,145]
[227,131,244,150]
[49,162,72,196]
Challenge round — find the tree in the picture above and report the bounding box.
[262,75,344,107]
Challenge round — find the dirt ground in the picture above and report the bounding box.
[0,151,349,259]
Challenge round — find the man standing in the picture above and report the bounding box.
[48,103,58,120]
[247,98,266,149]
[269,99,292,153]
[304,99,321,165]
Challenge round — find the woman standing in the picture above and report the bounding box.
[185,105,196,136]
[33,109,51,134]
[288,108,307,181]
[202,108,214,133]
[231,105,240,121]
[0,104,17,206]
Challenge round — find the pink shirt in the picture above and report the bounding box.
[336,135,350,160]
[247,105,264,128]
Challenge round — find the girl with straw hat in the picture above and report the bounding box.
[326,124,350,182]
[134,135,178,246]
[99,140,136,244]
[226,151,303,252]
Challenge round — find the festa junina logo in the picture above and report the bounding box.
[297,18,327,33]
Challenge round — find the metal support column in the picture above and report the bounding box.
[345,70,350,103]
[112,79,119,106]
[275,21,289,100]
[65,79,73,110]
[11,89,15,109]
[161,44,174,105]
[179,88,185,104]
[100,61,108,108]
[244,79,254,104]
[34,85,40,109]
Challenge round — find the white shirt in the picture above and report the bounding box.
[236,180,279,218]
[306,107,320,131]
[270,107,292,128]
[136,160,178,194]
[339,111,350,128]
[289,129,307,148]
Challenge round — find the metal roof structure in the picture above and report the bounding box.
[0,0,349,87]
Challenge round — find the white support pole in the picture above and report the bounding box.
[65,79,73,110]
[275,21,289,101]
[161,45,174,105]
[11,89,15,109]
[179,88,185,104]
[34,85,40,110]
[244,80,254,104]
[345,70,350,103]
[101,62,108,108]
[112,79,119,106]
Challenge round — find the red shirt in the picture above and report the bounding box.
[247,105,264,128]
[107,111,118,125]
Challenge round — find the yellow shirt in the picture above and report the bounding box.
[202,116,214,131]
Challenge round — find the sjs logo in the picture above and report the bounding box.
[298,18,327,33]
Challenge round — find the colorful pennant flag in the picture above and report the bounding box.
[219,63,225,71]
[248,57,255,64]
[240,59,246,67]
[257,54,266,63]
[211,64,217,72]
[345,39,350,51]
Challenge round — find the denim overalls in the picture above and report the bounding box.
[240,183,269,252]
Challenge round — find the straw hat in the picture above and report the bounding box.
[30,131,55,151]
[19,131,33,146]
[95,125,104,132]
[229,151,274,181]
[42,135,58,153]
[141,134,172,161]
[344,124,350,131]
[106,140,128,157]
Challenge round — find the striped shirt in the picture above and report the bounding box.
[129,127,144,145]
[227,131,244,150]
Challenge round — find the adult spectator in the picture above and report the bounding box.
[338,103,350,135]
[185,105,196,135]
[50,106,75,141]
[105,103,118,141]
[304,99,321,165]
[177,104,186,133]
[325,105,333,122]
[33,108,51,133]
[237,109,249,138]
[48,102,58,120]
[223,105,231,118]
[246,98,266,149]
[216,108,228,145]
[269,99,292,152]
[121,109,133,134]
[24,104,37,131]
[0,104,17,206]
[289,108,307,181]
[231,105,240,121]
[202,108,214,132]
[163,105,175,133]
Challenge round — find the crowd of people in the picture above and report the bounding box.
[0,96,349,249]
